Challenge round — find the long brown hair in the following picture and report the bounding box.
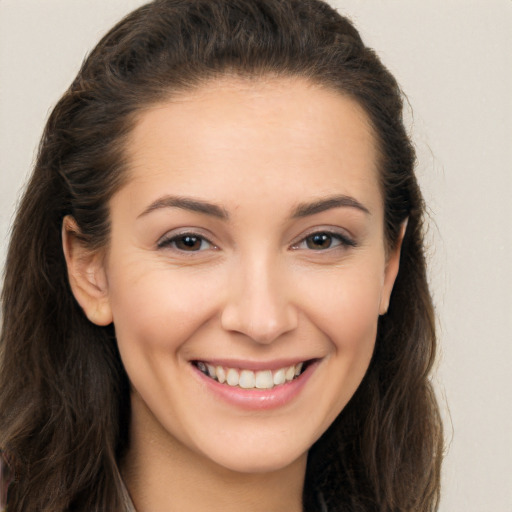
[0,1,443,510]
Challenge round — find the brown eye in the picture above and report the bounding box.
[175,235,203,251]
[305,233,336,250]
[292,231,356,252]
[158,233,214,252]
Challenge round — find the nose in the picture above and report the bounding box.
[220,255,298,344]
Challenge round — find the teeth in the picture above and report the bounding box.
[226,368,239,386]
[273,368,286,386]
[196,361,306,389]
[285,365,295,382]
[216,366,226,384]
[255,370,273,389]
[239,370,255,389]
[207,364,216,379]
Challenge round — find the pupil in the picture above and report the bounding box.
[308,233,331,249]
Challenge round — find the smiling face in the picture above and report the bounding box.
[65,77,402,475]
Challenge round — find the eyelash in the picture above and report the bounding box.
[157,230,356,253]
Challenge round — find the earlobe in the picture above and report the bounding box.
[379,219,408,315]
[62,216,113,326]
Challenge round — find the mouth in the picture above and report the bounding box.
[191,360,312,390]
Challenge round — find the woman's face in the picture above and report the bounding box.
[93,78,401,473]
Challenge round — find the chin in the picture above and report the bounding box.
[190,429,314,475]
[208,449,306,475]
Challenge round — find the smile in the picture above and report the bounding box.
[193,361,307,390]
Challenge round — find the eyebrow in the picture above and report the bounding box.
[291,195,371,218]
[138,195,229,220]
[138,193,369,221]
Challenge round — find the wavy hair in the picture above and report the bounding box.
[0,0,443,510]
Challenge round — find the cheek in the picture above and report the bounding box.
[107,259,224,356]
[297,262,384,351]
[297,264,384,427]
[268,264,383,442]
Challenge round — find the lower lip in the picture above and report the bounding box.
[191,361,319,411]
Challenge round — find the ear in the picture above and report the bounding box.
[379,219,408,315]
[62,216,113,326]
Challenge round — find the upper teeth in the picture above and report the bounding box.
[196,362,304,389]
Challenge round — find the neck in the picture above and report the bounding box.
[121,392,307,512]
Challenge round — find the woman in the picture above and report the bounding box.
[0,0,443,510]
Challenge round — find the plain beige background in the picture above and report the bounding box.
[1,1,511,510]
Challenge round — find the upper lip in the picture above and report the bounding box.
[191,357,317,372]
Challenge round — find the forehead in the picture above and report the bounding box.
[121,77,381,215]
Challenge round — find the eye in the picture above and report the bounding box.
[158,233,215,252]
[293,231,356,251]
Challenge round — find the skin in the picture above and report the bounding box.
[64,77,403,512]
